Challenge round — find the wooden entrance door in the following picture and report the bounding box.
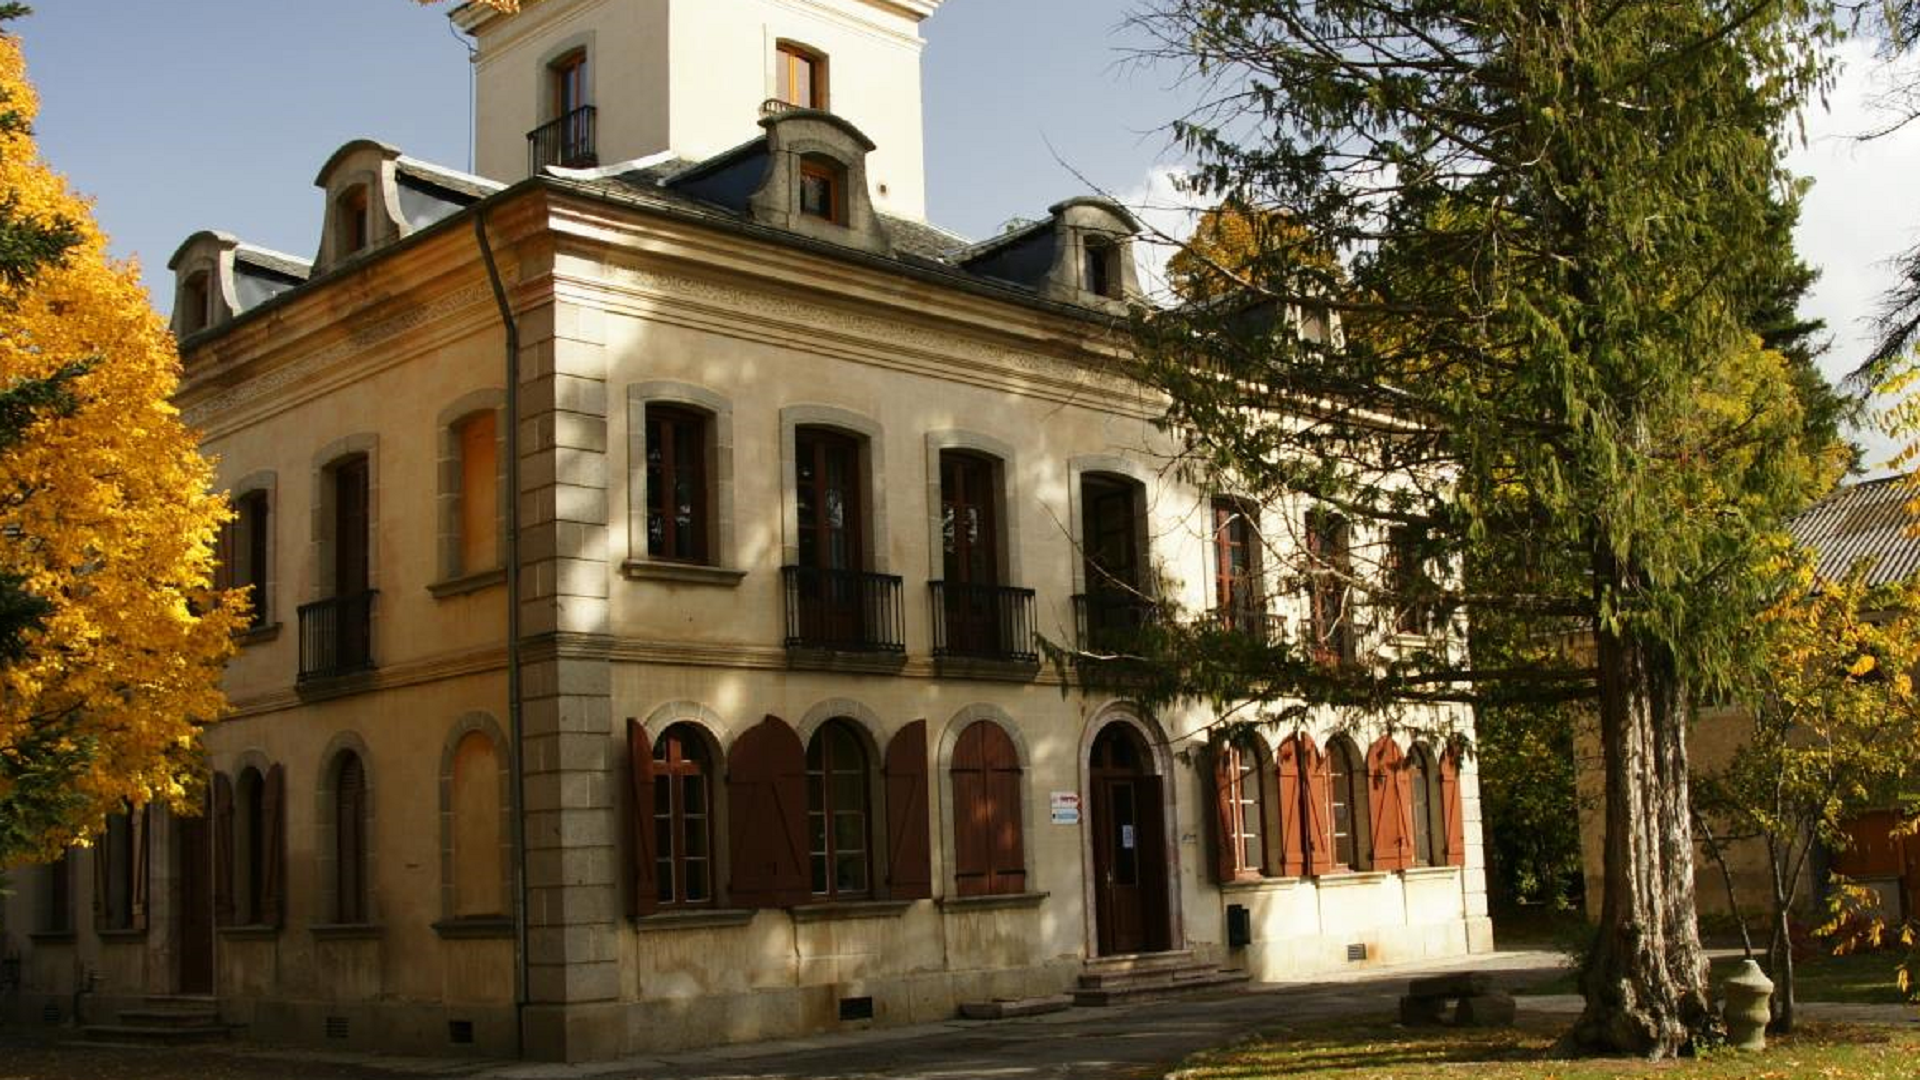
[176,807,214,994]
[1089,724,1170,956]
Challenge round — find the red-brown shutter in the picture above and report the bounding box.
[1367,737,1413,872]
[213,772,235,927]
[1211,745,1239,884]
[626,719,657,917]
[884,720,932,901]
[1303,737,1335,877]
[727,715,809,908]
[91,821,107,929]
[130,804,150,932]
[261,764,286,927]
[1275,736,1306,876]
[1440,746,1466,867]
[983,724,1025,895]
[951,722,990,896]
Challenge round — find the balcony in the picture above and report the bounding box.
[781,567,905,654]
[930,581,1038,664]
[1072,591,1159,655]
[1212,602,1282,643]
[298,591,376,682]
[526,105,597,173]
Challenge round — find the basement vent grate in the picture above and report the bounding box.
[838,995,874,1022]
[448,1019,474,1045]
[1346,943,1369,962]
[325,1015,350,1040]
[41,1003,61,1025]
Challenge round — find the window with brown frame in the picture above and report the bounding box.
[777,43,827,109]
[551,49,588,118]
[96,806,144,932]
[652,723,714,907]
[1306,509,1352,664]
[1212,498,1262,633]
[1326,737,1368,871]
[1388,525,1433,635]
[335,186,369,256]
[645,405,709,563]
[456,413,499,576]
[805,720,870,898]
[950,720,1025,896]
[1084,236,1122,299]
[215,489,271,628]
[334,751,368,923]
[42,851,73,933]
[798,156,846,225]
[1215,741,1267,880]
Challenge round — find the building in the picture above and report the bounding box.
[0,0,1491,1062]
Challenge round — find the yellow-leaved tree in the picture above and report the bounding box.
[0,25,240,863]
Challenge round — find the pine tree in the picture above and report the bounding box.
[1118,0,1840,1057]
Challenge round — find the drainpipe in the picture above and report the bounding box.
[473,206,527,1056]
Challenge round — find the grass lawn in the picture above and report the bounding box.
[1516,948,1914,1005]
[1165,1016,1920,1079]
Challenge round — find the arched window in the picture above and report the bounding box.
[451,732,505,917]
[776,42,828,110]
[1212,738,1269,882]
[806,719,871,898]
[950,720,1025,896]
[652,723,714,908]
[334,751,369,923]
[1327,736,1369,871]
[454,411,499,576]
[1408,742,1444,867]
[215,766,284,928]
[236,767,266,923]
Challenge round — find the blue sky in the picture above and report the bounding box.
[16,2,1920,465]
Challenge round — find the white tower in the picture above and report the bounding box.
[458,0,942,221]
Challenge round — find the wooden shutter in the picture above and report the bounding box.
[1439,746,1466,867]
[336,754,368,923]
[984,725,1025,894]
[1210,746,1239,884]
[90,820,107,929]
[213,772,235,927]
[130,804,150,932]
[883,720,931,901]
[1303,738,1335,876]
[727,715,809,908]
[1366,738,1413,872]
[1275,736,1307,877]
[950,722,990,896]
[626,719,657,918]
[261,765,286,926]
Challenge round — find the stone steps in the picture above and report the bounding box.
[84,995,236,1045]
[1072,951,1249,1007]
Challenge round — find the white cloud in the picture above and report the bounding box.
[1116,163,1206,302]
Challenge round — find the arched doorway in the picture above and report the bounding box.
[1088,722,1171,955]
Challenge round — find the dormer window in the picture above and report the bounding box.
[335,186,370,257]
[799,155,845,224]
[179,270,212,335]
[777,43,827,110]
[1084,236,1122,300]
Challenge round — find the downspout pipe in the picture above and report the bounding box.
[474,205,528,1055]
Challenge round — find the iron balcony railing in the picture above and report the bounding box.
[526,105,598,173]
[929,581,1038,663]
[1212,602,1283,643]
[1072,591,1159,655]
[781,566,905,653]
[298,591,376,682]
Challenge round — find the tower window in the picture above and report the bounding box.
[777,43,828,110]
[799,156,846,225]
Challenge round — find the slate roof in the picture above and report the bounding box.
[1789,475,1920,587]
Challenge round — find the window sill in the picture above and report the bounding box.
[790,899,914,923]
[1220,877,1303,894]
[785,648,908,675]
[1402,865,1463,881]
[634,908,756,932]
[428,567,507,599]
[620,560,747,587]
[432,916,515,940]
[932,656,1041,683]
[310,923,384,941]
[1314,871,1392,889]
[96,928,150,943]
[235,622,282,647]
[27,931,75,944]
[938,891,1048,913]
[218,924,281,941]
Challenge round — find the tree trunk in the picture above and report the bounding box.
[1769,862,1797,1033]
[1566,616,1715,1058]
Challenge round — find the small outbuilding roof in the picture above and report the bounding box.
[1790,475,1920,587]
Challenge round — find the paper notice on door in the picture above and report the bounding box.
[1121,824,1136,849]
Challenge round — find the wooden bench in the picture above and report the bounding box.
[1398,972,1517,1027]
